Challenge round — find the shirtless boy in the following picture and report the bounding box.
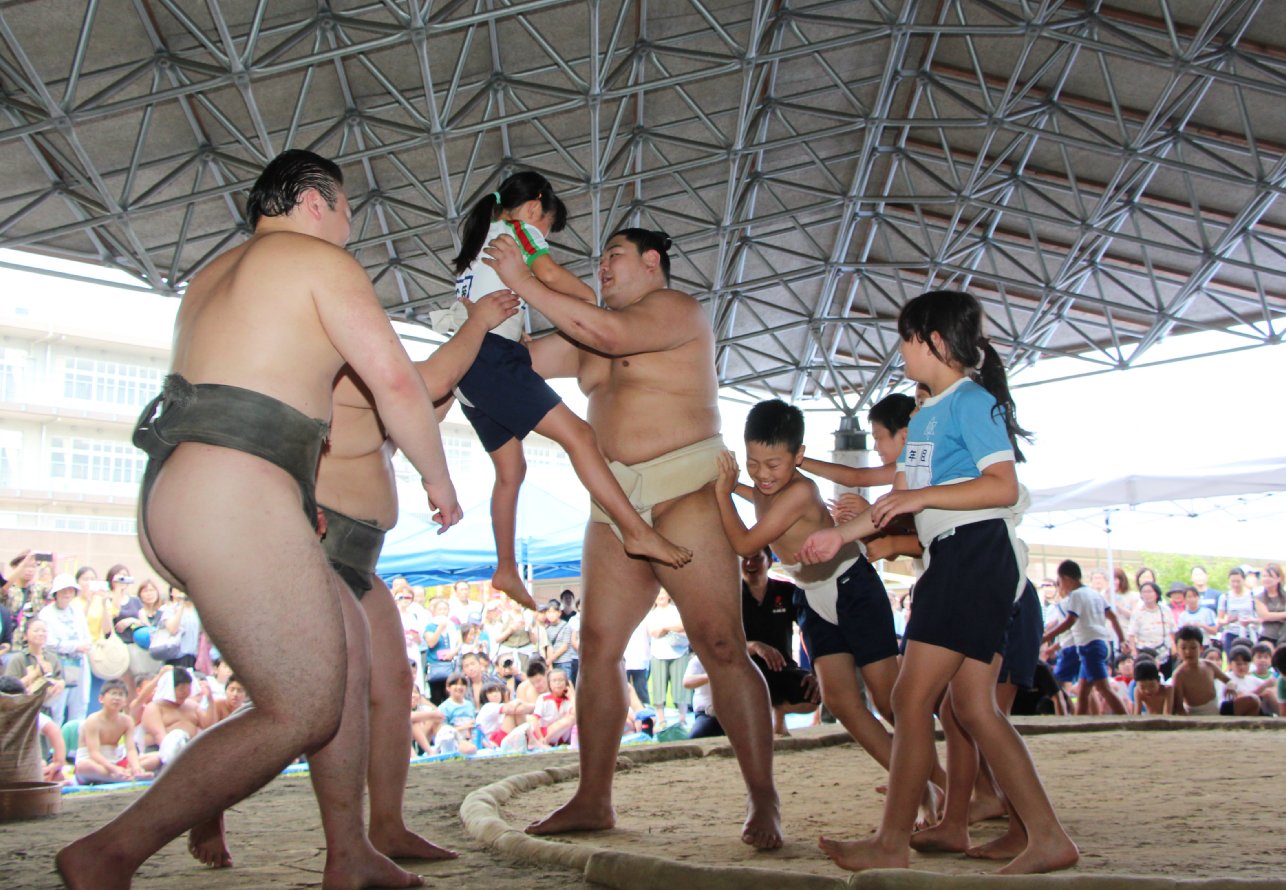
[140,667,203,765]
[1172,626,1229,716]
[75,681,157,785]
[1132,659,1172,715]
[58,149,461,890]
[486,227,781,848]
[714,399,943,823]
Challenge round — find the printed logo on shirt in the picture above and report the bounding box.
[903,441,933,490]
[456,273,473,300]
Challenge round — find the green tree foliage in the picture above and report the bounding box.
[1136,552,1248,593]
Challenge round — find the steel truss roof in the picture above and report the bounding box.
[0,0,1283,417]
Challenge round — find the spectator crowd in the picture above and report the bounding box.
[4,545,1283,788]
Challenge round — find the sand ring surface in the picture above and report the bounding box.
[461,719,1286,889]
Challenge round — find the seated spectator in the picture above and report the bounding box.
[684,653,720,739]
[436,672,478,756]
[458,651,499,709]
[4,617,67,722]
[516,658,549,707]
[1249,642,1279,714]
[477,681,533,751]
[1172,626,1228,716]
[409,684,443,756]
[1273,644,1286,717]
[1221,646,1273,716]
[528,667,575,748]
[1132,659,1171,715]
[140,667,201,766]
[205,674,247,723]
[0,674,67,782]
[74,681,157,785]
[494,656,521,698]
[1108,653,1134,713]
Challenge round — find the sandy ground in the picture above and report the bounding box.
[4,721,1283,888]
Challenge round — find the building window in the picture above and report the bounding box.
[443,433,475,472]
[62,357,162,409]
[0,346,25,402]
[48,437,147,485]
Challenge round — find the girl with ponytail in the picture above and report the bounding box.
[435,172,692,606]
[797,289,1077,876]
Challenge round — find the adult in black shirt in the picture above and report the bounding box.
[740,548,818,734]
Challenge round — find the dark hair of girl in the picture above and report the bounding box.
[246,150,344,228]
[897,289,1033,461]
[453,171,564,275]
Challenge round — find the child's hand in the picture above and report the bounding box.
[828,492,869,523]
[715,450,739,497]
[871,488,925,528]
[799,528,843,565]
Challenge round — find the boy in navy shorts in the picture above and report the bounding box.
[1042,560,1127,715]
[714,398,945,825]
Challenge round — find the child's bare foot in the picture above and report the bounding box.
[915,781,944,830]
[621,525,692,569]
[909,821,969,853]
[996,835,1078,875]
[491,566,537,611]
[526,796,616,835]
[188,814,232,868]
[322,842,423,890]
[370,824,458,861]
[818,835,909,871]
[965,827,1025,860]
[742,792,783,849]
[968,791,1007,823]
[56,836,136,890]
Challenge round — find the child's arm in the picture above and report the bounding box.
[531,254,596,303]
[122,716,150,778]
[1206,662,1231,684]
[1042,613,1078,645]
[798,509,879,565]
[732,481,755,503]
[870,460,1019,528]
[864,533,922,562]
[714,451,817,557]
[800,456,895,489]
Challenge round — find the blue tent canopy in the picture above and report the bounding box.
[376,483,588,586]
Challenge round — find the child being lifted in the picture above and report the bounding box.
[438,171,691,606]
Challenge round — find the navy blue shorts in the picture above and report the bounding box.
[998,581,1042,688]
[458,333,562,452]
[904,519,1018,664]
[1053,646,1080,685]
[794,557,899,668]
[1076,639,1110,683]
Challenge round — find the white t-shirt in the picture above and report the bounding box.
[645,604,689,660]
[684,654,712,714]
[535,692,572,727]
[1065,585,1114,646]
[477,701,505,736]
[454,219,549,341]
[623,620,651,671]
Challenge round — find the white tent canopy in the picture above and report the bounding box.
[1028,457,1286,513]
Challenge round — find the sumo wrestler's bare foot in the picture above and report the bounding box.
[56,836,136,890]
[526,795,617,835]
[818,835,909,872]
[968,790,1007,824]
[996,834,1078,875]
[370,825,458,862]
[909,820,970,854]
[322,842,423,890]
[490,565,537,612]
[188,814,232,868]
[621,525,693,570]
[742,791,783,850]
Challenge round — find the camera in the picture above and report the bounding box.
[34,551,54,562]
